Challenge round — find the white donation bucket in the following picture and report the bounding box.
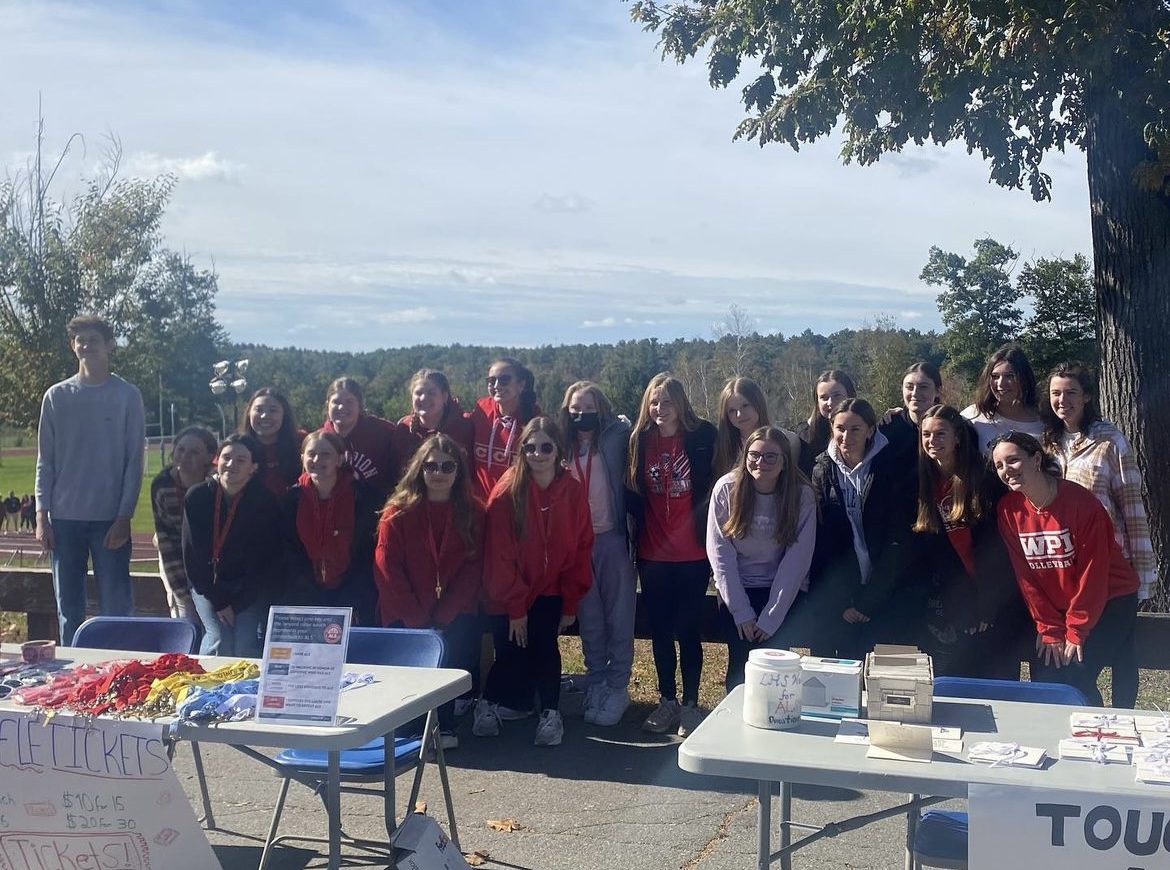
[742,648,804,730]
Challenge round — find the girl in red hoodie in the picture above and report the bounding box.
[470,357,541,499]
[374,433,485,743]
[474,417,593,747]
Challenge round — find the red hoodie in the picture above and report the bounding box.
[323,414,401,498]
[469,396,540,500]
[374,499,485,628]
[485,469,593,620]
[397,398,476,464]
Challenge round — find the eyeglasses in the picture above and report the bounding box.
[746,451,783,466]
[422,461,457,474]
[485,374,513,388]
[522,442,556,455]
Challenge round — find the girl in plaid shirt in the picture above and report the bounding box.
[1042,362,1153,707]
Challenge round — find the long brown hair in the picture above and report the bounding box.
[505,416,565,537]
[721,426,804,545]
[385,434,479,555]
[714,377,771,478]
[626,372,703,493]
[913,405,987,533]
[807,370,856,457]
[973,344,1038,416]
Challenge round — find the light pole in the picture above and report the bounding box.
[208,358,249,440]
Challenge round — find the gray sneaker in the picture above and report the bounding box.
[583,684,608,724]
[497,704,533,721]
[677,702,704,738]
[534,709,564,746]
[594,687,630,727]
[642,698,681,734]
[472,700,501,737]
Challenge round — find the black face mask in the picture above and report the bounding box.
[570,411,601,433]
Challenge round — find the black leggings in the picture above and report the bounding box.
[639,559,709,705]
[1031,593,1138,708]
[484,595,563,713]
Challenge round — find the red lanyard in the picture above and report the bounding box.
[211,486,243,584]
[486,415,518,475]
[311,492,337,585]
[533,484,553,575]
[425,503,453,599]
[572,447,593,496]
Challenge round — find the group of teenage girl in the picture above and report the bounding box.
[151,344,1152,750]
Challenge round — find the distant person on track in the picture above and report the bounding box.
[35,315,146,645]
[3,491,20,534]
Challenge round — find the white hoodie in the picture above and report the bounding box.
[825,430,889,585]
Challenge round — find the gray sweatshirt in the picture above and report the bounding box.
[825,430,889,585]
[35,373,146,521]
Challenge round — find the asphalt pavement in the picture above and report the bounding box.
[176,708,945,870]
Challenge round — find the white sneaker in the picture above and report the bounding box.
[534,709,564,746]
[453,698,474,717]
[593,687,630,727]
[642,698,681,734]
[677,702,704,738]
[583,684,608,725]
[472,700,501,737]
[497,704,533,721]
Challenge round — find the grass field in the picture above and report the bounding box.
[0,452,158,536]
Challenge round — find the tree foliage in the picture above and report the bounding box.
[0,121,227,430]
[919,237,1023,384]
[1018,253,1097,377]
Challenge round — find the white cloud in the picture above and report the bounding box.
[124,150,244,183]
[534,193,594,214]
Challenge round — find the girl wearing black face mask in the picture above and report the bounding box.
[558,381,636,726]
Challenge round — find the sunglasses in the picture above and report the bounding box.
[522,442,556,455]
[746,451,783,466]
[422,460,458,474]
[485,374,513,388]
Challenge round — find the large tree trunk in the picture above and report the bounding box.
[1084,73,1170,605]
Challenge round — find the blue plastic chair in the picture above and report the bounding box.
[69,616,215,826]
[72,615,199,654]
[258,628,451,870]
[910,677,1089,869]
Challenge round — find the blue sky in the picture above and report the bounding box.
[0,1,1093,351]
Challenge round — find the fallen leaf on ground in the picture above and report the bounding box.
[414,800,427,814]
[486,818,522,832]
[464,850,490,866]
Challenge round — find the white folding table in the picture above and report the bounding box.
[0,644,470,870]
[678,685,1163,870]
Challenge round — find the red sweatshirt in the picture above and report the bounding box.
[469,396,540,500]
[997,479,1139,645]
[374,499,485,628]
[485,469,594,620]
[323,414,401,498]
[397,399,476,468]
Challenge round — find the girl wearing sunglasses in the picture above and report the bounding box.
[474,417,592,747]
[281,430,382,625]
[470,357,541,499]
[707,426,815,692]
[558,380,636,726]
[626,373,717,737]
[374,434,485,744]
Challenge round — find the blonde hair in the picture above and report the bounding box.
[626,373,702,494]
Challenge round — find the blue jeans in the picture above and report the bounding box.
[50,518,133,645]
[191,588,268,658]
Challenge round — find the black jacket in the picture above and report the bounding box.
[626,419,718,553]
[809,443,917,617]
[182,477,281,613]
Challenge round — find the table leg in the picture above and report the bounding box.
[904,794,918,870]
[779,781,792,870]
[327,750,341,870]
[757,781,771,870]
[384,732,397,842]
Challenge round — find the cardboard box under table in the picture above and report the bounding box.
[864,645,933,724]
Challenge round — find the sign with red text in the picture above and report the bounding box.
[970,783,1170,870]
[0,711,220,870]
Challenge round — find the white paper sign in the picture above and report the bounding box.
[0,711,221,870]
[257,606,352,726]
[970,783,1170,870]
